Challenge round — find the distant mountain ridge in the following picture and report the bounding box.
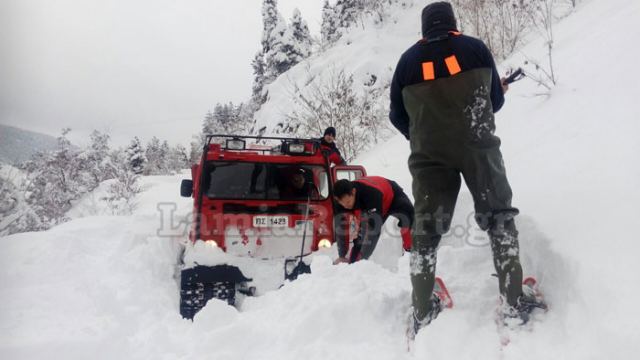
[0,125,60,165]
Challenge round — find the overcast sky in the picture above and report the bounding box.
[0,0,325,147]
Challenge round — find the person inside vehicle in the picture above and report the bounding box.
[278,167,318,200]
[320,127,346,166]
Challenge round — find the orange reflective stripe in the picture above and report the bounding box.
[422,61,435,80]
[445,55,461,75]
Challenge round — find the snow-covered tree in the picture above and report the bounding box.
[168,144,190,172]
[259,0,313,81]
[21,129,90,229]
[144,137,172,175]
[160,140,171,171]
[189,137,203,165]
[321,0,339,45]
[0,165,41,235]
[251,51,268,106]
[262,3,289,81]
[284,9,313,63]
[261,0,282,54]
[249,0,284,107]
[102,150,142,215]
[320,0,399,45]
[252,1,314,108]
[334,0,361,29]
[82,130,113,188]
[202,103,246,136]
[126,137,147,175]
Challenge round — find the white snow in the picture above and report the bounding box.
[2,0,640,359]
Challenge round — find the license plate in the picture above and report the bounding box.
[253,216,289,228]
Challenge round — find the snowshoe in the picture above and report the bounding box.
[496,277,548,347]
[502,277,548,326]
[434,277,453,309]
[406,277,452,342]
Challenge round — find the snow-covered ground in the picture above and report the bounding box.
[2,0,640,359]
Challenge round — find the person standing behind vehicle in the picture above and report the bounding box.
[332,177,413,264]
[320,127,346,166]
[389,1,543,332]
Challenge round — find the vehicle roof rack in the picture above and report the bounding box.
[204,134,321,154]
[205,134,319,144]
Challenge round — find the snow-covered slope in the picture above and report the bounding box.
[356,0,640,357]
[2,0,640,359]
[253,1,422,134]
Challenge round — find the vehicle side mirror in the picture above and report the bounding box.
[180,179,193,197]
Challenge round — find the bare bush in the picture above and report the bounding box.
[530,0,557,86]
[0,165,41,236]
[452,0,537,60]
[285,69,390,162]
[516,0,557,95]
[102,151,142,215]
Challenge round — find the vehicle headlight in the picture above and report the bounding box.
[318,239,331,248]
[205,240,218,248]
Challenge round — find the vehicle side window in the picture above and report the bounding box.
[315,168,329,198]
[336,169,363,181]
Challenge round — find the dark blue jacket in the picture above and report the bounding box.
[389,31,504,138]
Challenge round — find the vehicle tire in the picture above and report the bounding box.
[180,280,236,319]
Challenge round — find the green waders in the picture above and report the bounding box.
[403,68,523,322]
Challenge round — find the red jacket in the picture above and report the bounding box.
[320,138,346,166]
[336,176,399,258]
[353,176,394,217]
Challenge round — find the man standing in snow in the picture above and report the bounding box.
[389,2,538,332]
[333,177,413,264]
[320,127,346,166]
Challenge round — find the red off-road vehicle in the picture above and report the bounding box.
[179,135,366,319]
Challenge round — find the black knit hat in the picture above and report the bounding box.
[324,126,336,137]
[421,1,457,38]
[333,179,353,198]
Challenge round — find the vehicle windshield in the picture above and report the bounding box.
[203,162,329,200]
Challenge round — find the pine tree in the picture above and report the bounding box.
[168,144,190,172]
[321,0,371,45]
[126,137,147,175]
[335,0,360,29]
[189,136,203,164]
[261,0,291,81]
[213,104,233,133]
[251,51,268,105]
[321,0,340,44]
[285,9,313,61]
[202,102,245,137]
[83,130,112,187]
[144,136,167,175]
[261,0,283,55]
[202,110,216,136]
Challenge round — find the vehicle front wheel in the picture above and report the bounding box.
[179,265,250,319]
